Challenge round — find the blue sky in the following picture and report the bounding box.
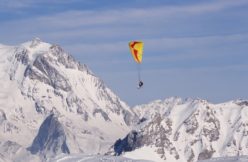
[0,0,248,106]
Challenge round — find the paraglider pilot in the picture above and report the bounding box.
[138,80,144,88]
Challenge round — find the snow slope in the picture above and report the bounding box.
[49,154,152,162]
[0,38,137,160]
[199,156,248,162]
[112,97,248,162]
[1,39,248,162]
[123,146,165,162]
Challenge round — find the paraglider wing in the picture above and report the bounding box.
[129,41,144,89]
[129,41,143,64]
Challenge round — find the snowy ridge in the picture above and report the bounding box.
[113,97,248,162]
[1,39,248,162]
[0,38,137,160]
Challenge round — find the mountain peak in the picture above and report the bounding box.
[20,38,50,52]
[30,37,42,48]
[0,39,136,157]
[121,97,248,162]
[28,113,70,158]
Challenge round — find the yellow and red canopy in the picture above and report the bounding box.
[129,41,143,64]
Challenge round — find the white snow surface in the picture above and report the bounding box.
[49,154,248,162]
[1,39,248,162]
[199,156,248,162]
[130,97,248,162]
[0,38,136,160]
[49,154,152,162]
[123,146,165,162]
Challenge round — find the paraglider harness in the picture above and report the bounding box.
[138,80,144,89]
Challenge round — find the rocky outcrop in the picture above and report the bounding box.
[28,114,69,158]
[0,109,7,124]
[49,45,78,69]
[114,98,248,162]
[14,48,29,65]
[114,131,142,155]
[32,55,71,92]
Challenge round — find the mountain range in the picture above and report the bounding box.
[112,97,248,162]
[0,38,247,162]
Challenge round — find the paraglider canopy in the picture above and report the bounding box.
[129,41,144,89]
[129,41,143,64]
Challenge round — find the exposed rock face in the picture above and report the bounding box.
[0,140,22,162]
[0,141,22,155]
[0,38,137,159]
[113,114,179,160]
[31,55,71,92]
[0,140,41,162]
[184,113,198,134]
[114,131,142,155]
[49,45,78,69]
[0,109,7,124]
[202,106,220,142]
[113,98,248,162]
[198,148,215,161]
[14,48,29,65]
[93,109,111,121]
[29,114,69,158]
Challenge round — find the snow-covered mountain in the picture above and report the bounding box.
[0,38,137,161]
[1,39,248,162]
[112,97,248,162]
